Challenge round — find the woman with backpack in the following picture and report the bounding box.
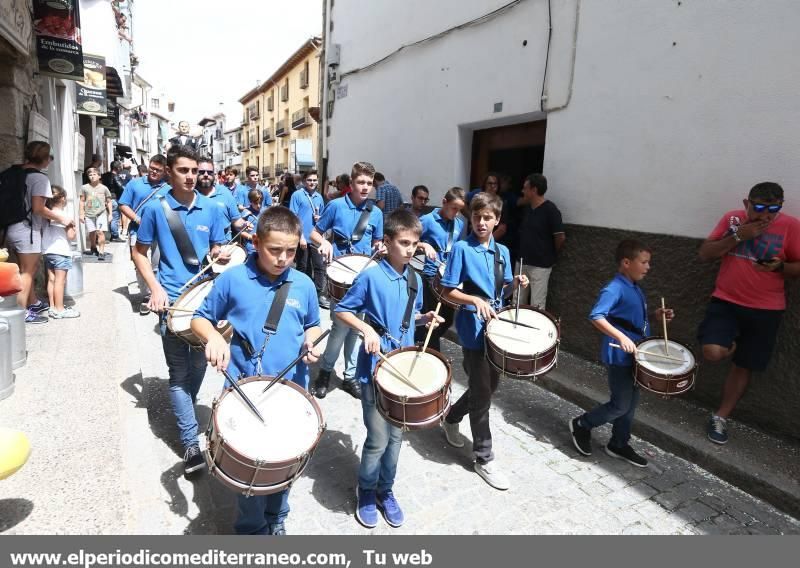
[0,141,74,324]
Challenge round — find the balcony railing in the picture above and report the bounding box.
[249,135,258,148]
[292,108,310,129]
[248,105,259,121]
[275,163,286,176]
[262,128,273,142]
[280,84,289,102]
[262,166,271,178]
[275,119,288,137]
[299,68,309,89]
[267,95,274,111]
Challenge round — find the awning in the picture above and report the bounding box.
[115,144,133,158]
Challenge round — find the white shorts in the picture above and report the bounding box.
[3,222,42,254]
[85,214,108,233]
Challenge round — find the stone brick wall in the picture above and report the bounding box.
[0,38,36,170]
[548,224,800,439]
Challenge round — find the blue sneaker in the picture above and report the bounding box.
[27,300,49,314]
[356,487,378,528]
[377,490,404,527]
[707,415,729,445]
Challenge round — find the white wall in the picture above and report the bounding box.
[325,0,800,238]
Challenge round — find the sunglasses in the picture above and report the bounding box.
[198,169,215,175]
[751,202,783,213]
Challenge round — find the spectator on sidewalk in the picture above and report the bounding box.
[82,154,101,185]
[326,174,351,201]
[515,174,565,309]
[42,185,79,319]
[374,172,403,215]
[101,160,125,242]
[408,185,430,217]
[79,168,113,261]
[1,141,73,323]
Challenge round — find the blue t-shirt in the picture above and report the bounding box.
[419,208,466,278]
[204,188,241,239]
[222,183,248,208]
[118,177,170,232]
[589,273,650,367]
[315,195,383,257]
[195,257,321,387]
[335,260,424,384]
[289,188,325,241]
[135,190,226,301]
[440,235,513,349]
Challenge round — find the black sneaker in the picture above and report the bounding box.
[318,294,331,310]
[25,309,48,324]
[28,300,50,314]
[97,253,106,261]
[605,444,648,468]
[569,417,592,456]
[139,301,151,316]
[184,445,206,475]
[268,523,286,535]
[313,370,331,399]
[341,378,362,400]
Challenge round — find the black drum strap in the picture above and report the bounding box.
[351,201,374,243]
[248,280,293,375]
[159,195,199,266]
[492,247,504,305]
[402,269,419,334]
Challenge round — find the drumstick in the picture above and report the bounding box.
[514,258,523,327]
[373,350,424,394]
[261,329,332,395]
[409,302,441,376]
[164,306,194,313]
[496,317,540,330]
[609,343,685,363]
[331,257,359,274]
[178,257,222,293]
[661,297,669,353]
[220,369,266,424]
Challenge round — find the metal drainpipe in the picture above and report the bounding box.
[320,0,332,187]
[542,0,580,113]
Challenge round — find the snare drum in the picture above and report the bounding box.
[373,346,451,430]
[634,338,697,396]
[211,244,248,274]
[431,264,463,309]
[205,376,325,496]
[326,254,378,301]
[167,278,233,348]
[409,251,427,273]
[484,306,560,378]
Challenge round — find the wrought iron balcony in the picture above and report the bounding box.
[292,108,310,129]
[262,128,273,142]
[275,120,288,137]
[262,166,271,177]
[275,163,286,176]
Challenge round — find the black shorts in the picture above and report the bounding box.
[697,298,784,372]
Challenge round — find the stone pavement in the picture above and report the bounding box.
[1,241,799,535]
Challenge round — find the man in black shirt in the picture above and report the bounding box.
[516,174,565,309]
[101,160,126,242]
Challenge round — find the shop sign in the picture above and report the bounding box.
[33,0,83,81]
[76,53,107,117]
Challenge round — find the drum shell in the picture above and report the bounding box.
[326,253,373,302]
[431,272,461,310]
[166,277,233,348]
[484,305,560,378]
[0,320,14,401]
[633,337,697,396]
[373,346,452,430]
[206,377,325,496]
[0,295,27,369]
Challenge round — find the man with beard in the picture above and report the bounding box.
[196,158,253,243]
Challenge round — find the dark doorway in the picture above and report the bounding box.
[487,145,545,194]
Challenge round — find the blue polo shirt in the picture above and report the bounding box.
[136,190,226,301]
[315,195,383,257]
[204,187,241,238]
[419,208,466,278]
[440,235,513,349]
[195,257,320,387]
[222,183,248,208]
[119,177,170,233]
[336,260,424,384]
[589,273,650,367]
[289,187,325,241]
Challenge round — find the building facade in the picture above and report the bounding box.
[238,37,321,182]
[321,0,800,437]
[223,125,243,172]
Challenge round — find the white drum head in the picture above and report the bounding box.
[326,255,377,285]
[171,279,215,333]
[375,350,448,397]
[486,308,558,356]
[216,380,320,462]
[637,339,695,375]
[212,244,248,274]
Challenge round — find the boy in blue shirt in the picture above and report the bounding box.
[335,209,442,528]
[289,170,327,307]
[569,239,674,467]
[131,146,229,477]
[191,206,324,536]
[439,192,528,491]
[414,186,467,351]
[310,161,385,400]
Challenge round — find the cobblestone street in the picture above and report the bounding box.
[1,243,798,535]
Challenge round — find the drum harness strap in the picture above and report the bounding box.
[158,195,200,266]
[332,201,374,252]
[237,280,293,377]
[461,247,505,311]
[365,268,418,349]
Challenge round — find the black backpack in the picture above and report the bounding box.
[0,165,37,231]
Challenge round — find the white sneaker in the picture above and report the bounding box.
[442,421,464,448]
[474,461,510,490]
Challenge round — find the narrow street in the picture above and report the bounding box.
[1,242,798,535]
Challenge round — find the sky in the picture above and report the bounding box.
[133,0,323,129]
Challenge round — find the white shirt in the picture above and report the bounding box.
[42,213,71,256]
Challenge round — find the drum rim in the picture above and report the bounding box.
[205,449,304,496]
[373,345,452,398]
[325,253,378,277]
[211,376,325,466]
[485,305,560,356]
[634,336,697,373]
[211,244,248,273]
[166,276,218,333]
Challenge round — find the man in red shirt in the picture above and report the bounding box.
[698,182,800,444]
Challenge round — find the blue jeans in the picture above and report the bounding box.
[579,365,640,448]
[160,319,208,449]
[235,491,290,534]
[110,200,120,239]
[358,381,403,492]
[320,301,361,380]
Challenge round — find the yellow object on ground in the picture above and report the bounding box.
[0,428,30,480]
